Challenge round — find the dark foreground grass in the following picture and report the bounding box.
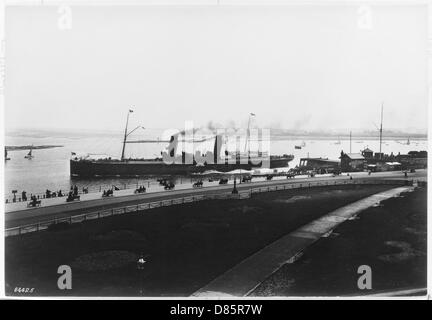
[5,184,398,297]
[252,186,427,296]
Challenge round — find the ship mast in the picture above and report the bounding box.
[121,110,132,161]
[379,102,383,158]
[121,109,144,161]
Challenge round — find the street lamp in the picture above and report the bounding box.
[232,177,238,194]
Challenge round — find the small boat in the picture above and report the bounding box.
[24,146,34,159]
[295,145,302,150]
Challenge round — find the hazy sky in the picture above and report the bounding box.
[4,4,428,133]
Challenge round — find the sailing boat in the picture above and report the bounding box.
[334,137,341,145]
[5,148,10,161]
[24,145,34,159]
[406,137,410,145]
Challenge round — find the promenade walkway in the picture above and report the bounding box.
[5,170,426,231]
[6,170,425,213]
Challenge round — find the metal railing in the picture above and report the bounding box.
[5,191,252,237]
[4,178,200,204]
[5,178,414,237]
[249,178,413,194]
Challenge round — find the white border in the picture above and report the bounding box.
[0,0,430,301]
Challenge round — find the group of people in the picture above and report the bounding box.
[102,189,114,197]
[135,186,147,193]
[242,176,252,183]
[10,190,43,204]
[11,185,86,203]
[10,191,29,203]
[193,180,203,188]
[66,191,80,202]
[9,178,212,204]
[71,185,79,196]
[28,194,40,207]
[45,189,65,199]
[26,186,84,200]
[45,185,88,199]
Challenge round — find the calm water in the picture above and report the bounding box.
[4,131,427,199]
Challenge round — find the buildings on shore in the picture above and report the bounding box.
[297,157,340,174]
[297,148,427,173]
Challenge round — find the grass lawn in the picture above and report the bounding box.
[251,186,427,296]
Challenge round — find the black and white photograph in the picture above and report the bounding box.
[0,0,430,303]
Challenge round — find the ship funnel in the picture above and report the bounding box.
[213,135,223,164]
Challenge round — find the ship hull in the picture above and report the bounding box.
[70,158,293,177]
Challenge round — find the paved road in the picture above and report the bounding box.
[5,170,426,229]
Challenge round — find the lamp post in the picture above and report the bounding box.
[232,177,238,194]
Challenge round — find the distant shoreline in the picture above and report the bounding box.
[271,135,428,141]
[5,145,64,151]
[5,128,428,141]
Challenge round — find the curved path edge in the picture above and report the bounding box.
[192,186,415,297]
